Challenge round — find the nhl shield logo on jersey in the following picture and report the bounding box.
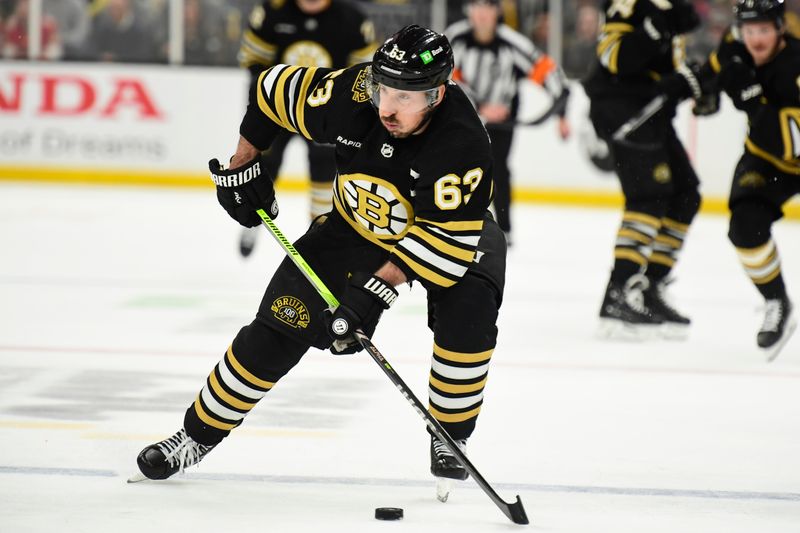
[271,296,310,329]
[381,143,394,158]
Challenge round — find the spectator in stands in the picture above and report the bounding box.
[2,0,62,60]
[88,0,156,63]
[43,0,88,59]
[184,0,239,66]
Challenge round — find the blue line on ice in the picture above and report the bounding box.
[1,466,798,502]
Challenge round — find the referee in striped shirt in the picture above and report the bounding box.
[445,0,571,244]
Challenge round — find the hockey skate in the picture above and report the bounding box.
[643,277,690,340]
[598,274,664,340]
[758,297,797,362]
[128,428,216,482]
[430,436,467,503]
[239,227,258,258]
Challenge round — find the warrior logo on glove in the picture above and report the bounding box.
[210,161,262,187]
[210,155,279,227]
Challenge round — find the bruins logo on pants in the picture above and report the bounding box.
[271,296,310,329]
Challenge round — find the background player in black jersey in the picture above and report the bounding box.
[237,0,376,257]
[445,0,571,245]
[706,0,798,360]
[583,0,708,340]
[133,25,508,501]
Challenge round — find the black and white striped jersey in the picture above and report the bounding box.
[444,20,569,112]
[239,0,376,74]
[239,63,495,288]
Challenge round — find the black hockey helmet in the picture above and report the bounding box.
[734,0,785,26]
[371,25,454,91]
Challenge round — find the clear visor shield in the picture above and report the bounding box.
[366,67,439,114]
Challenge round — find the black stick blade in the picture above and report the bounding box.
[507,495,529,525]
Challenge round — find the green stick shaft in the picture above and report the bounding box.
[255,208,339,309]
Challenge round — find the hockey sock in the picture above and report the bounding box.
[646,216,689,281]
[184,344,275,446]
[735,238,787,300]
[610,210,661,283]
[428,342,493,440]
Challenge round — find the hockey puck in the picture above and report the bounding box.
[375,507,403,521]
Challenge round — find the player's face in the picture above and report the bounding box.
[296,0,330,15]
[376,86,437,138]
[741,21,783,66]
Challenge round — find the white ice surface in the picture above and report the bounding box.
[0,182,798,532]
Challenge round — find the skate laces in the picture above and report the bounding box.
[761,299,785,333]
[623,275,650,313]
[653,278,680,314]
[433,438,467,459]
[156,428,210,474]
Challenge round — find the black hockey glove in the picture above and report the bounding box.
[717,57,763,114]
[657,61,703,103]
[692,61,722,116]
[209,155,279,228]
[667,0,701,35]
[324,272,398,355]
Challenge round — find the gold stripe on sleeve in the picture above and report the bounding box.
[274,65,302,133]
[408,226,475,263]
[256,69,284,127]
[391,249,456,288]
[295,68,318,140]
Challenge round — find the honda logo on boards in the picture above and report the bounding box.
[0,73,163,119]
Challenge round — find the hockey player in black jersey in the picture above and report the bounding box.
[583,0,707,340]
[237,0,376,256]
[707,0,798,360]
[134,26,507,497]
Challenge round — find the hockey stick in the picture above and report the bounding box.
[487,90,569,130]
[610,94,667,150]
[255,208,530,526]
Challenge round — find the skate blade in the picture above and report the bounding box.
[127,472,148,483]
[435,477,454,503]
[764,314,798,363]
[660,323,690,341]
[597,319,661,341]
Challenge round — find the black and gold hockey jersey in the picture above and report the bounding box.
[239,64,494,288]
[239,0,375,73]
[711,30,800,175]
[585,0,687,99]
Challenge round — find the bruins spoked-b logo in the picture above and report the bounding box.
[271,296,310,329]
[335,173,414,243]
